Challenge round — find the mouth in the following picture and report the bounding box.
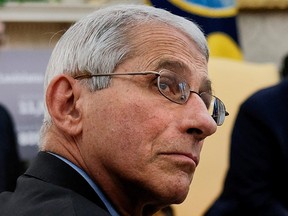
[159,152,199,167]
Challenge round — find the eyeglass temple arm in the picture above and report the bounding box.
[73,71,160,79]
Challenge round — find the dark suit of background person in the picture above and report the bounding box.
[205,78,288,216]
[0,104,22,192]
[280,54,288,79]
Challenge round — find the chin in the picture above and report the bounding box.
[171,189,190,204]
[158,179,191,204]
[147,168,193,204]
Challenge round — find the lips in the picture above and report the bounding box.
[159,151,199,166]
[181,152,199,166]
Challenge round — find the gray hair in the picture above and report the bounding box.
[40,4,209,143]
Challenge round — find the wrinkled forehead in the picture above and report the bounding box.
[127,21,208,60]
[131,23,207,66]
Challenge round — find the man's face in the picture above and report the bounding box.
[79,23,217,207]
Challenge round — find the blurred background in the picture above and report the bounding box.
[0,0,286,215]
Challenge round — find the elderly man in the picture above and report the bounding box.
[0,4,228,216]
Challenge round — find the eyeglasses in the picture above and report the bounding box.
[73,69,229,126]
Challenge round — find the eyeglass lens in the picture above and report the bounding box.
[157,69,226,126]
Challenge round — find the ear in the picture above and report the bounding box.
[46,74,83,136]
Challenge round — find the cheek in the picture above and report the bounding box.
[84,96,172,166]
[110,101,169,153]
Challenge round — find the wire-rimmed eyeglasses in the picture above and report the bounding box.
[73,69,229,126]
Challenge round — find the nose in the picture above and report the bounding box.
[180,94,217,140]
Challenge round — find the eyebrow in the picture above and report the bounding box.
[155,60,189,75]
[154,59,212,93]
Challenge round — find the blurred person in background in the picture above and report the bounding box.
[0,104,22,192]
[205,57,288,216]
[0,21,22,192]
[0,4,228,216]
[280,54,288,80]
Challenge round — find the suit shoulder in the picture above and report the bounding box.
[0,176,110,216]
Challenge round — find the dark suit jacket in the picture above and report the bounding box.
[205,79,288,216]
[0,151,112,216]
[0,104,22,192]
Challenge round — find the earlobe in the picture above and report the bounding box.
[46,74,83,136]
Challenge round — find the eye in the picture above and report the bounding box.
[158,76,177,95]
[159,82,168,91]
